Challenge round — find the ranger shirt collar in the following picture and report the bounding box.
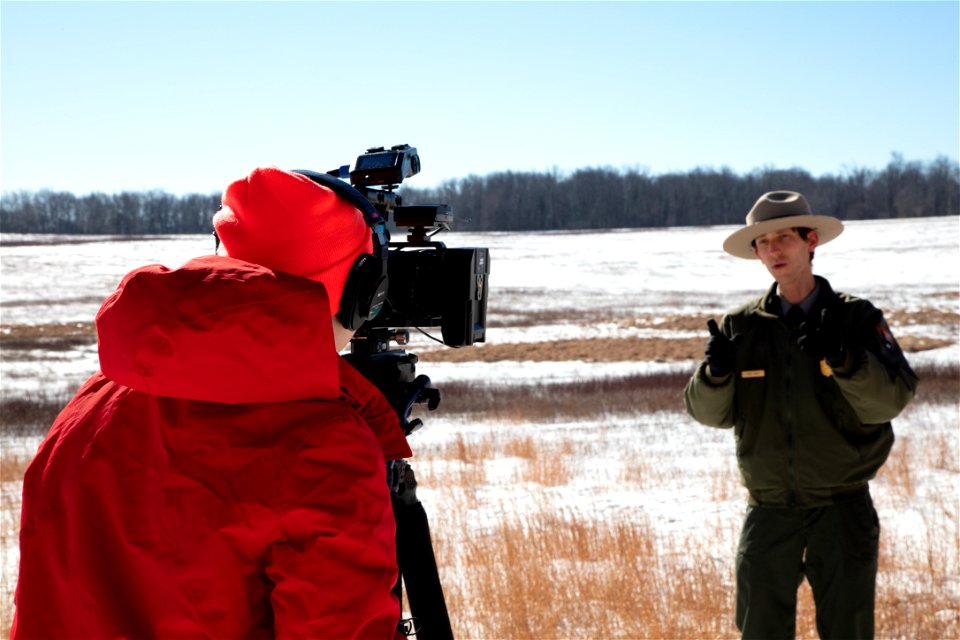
[761,275,837,319]
[776,280,821,317]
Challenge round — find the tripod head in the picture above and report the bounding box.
[344,328,440,435]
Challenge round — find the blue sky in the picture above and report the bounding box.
[2,1,958,195]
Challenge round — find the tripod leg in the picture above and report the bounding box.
[393,493,453,640]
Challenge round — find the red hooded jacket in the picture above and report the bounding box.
[13,256,412,639]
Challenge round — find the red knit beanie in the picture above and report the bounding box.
[213,167,373,314]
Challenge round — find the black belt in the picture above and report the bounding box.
[830,483,870,501]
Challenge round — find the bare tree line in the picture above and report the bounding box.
[2,154,957,235]
[0,191,221,235]
[403,153,959,231]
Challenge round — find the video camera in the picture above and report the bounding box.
[332,144,489,350]
[329,144,489,435]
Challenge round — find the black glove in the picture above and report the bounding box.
[796,308,846,367]
[705,319,741,378]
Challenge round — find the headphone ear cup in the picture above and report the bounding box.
[337,254,388,331]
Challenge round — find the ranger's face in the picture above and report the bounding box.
[752,227,818,283]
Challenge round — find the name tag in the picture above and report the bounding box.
[741,370,765,379]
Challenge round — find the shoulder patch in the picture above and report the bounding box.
[870,318,916,380]
[876,322,899,352]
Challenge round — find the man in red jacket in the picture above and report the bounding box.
[13,167,413,638]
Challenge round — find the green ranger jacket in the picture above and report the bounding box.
[684,276,918,507]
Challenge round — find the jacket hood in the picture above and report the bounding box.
[97,256,343,403]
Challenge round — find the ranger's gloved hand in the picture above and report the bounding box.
[705,319,741,378]
[796,308,846,367]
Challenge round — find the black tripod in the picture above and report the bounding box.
[345,330,453,640]
[390,461,453,639]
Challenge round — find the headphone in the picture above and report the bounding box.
[292,169,389,331]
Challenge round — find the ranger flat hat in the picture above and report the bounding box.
[723,190,844,259]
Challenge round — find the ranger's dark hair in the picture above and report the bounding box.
[796,227,815,262]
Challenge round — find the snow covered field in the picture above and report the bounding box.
[3,217,958,393]
[2,216,958,636]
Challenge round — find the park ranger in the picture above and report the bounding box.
[684,190,917,639]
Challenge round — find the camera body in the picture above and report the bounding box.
[338,144,489,348]
[378,243,489,347]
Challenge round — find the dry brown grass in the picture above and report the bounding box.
[420,333,955,364]
[873,446,960,638]
[426,363,954,426]
[913,361,960,405]
[430,371,687,422]
[1,467,26,637]
[413,407,958,639]
[0,392,71,438]
[0,454,31,485]
[0,321,97,352]
[401,362,960,639]
[487,302,960,333]
[437,510,736,639]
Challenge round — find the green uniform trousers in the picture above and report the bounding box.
[735,491,879,640]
